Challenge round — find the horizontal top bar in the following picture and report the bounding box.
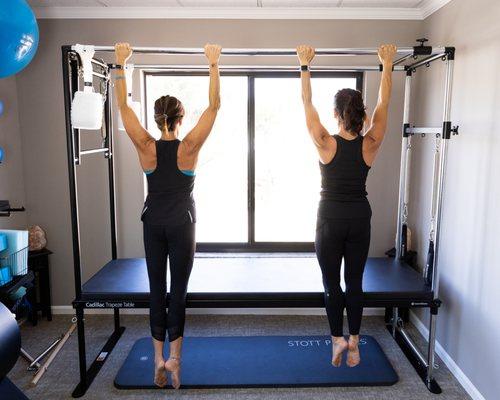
[79,45,447,56]
[135,64,407,72]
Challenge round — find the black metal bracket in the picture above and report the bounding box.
[430,299,442,315]
[413,38,432,57]
[378,64,395,72]
[443,121,459,139]
[403,123,411,138]
[0,200,26,217]
[445,47,456,60]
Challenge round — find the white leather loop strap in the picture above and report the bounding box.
[124,64,134,97]
[73,44,95,93]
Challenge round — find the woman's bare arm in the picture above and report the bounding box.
[114,43,155,153]
[181,44,221,159]
[297,45,335,163]
[363,44,397,164]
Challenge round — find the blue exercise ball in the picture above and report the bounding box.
[0,0,39,78]
[0,100,3,116]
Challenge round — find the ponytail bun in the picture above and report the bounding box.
[334,88,366,135]
[154,95,185,132]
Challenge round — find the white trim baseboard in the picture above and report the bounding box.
[32,2,453,20]
[409,311,485,400]
[51,305,383,316]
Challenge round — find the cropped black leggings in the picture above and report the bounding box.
[143,222,195,342]
[315,217,371,337]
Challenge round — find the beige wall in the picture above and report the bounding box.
[0,77,27,230]
[15,19,422,305]
[410,0,500,399]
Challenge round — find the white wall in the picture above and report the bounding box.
[410,0,500,399]
[0,77,27,230]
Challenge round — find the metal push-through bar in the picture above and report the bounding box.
[393,53,415,66]
[397,326,429,369]
[80,148,110,156]
[81,45,447,56]
[405,127,442,135]
[407,53,447,70]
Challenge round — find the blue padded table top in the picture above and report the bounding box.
[80,255,432,304]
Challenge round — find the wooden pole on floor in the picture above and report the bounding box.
[31,323,76,386]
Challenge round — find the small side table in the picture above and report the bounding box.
[28,248,53,323]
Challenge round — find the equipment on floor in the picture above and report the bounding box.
[14,320,76,387]
[0,0,39,79]
[30,323,76,386]
[0,239,75,387]
[116,335,397,389]
[70,45,104,130]
[61,39,456,397]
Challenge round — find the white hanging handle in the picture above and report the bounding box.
[73,44,95,93]
[124,64,134,97]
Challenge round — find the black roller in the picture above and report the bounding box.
[424,240,435,287]
[401,223,408,259]
[0,302,21,380]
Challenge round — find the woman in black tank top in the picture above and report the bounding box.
[297,44,397,368]
[114,42,222,389]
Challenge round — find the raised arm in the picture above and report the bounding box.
[296,45,335,162]
[181,44,221,156]
[363,44,397,161]
[114,43,154,152]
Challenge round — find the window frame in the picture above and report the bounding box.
[143,70,364,252]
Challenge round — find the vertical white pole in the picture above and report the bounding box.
[396,71,413,258]
[427,53,454,385]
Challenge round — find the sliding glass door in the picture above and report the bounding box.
[145,75,248,243]
[144,72,361,251]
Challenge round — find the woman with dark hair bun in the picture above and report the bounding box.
[297,44,397,368]
[114,42,221,389]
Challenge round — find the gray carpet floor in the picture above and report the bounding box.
[8,315,470,400]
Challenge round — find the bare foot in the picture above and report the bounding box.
[347,337,361,367]
[164,357,181,389]
[332,337,348,367]
[154,359,168,388]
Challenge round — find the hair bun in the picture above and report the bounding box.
[153,95,185,133]
[334,88,366,135]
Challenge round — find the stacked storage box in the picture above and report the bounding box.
[0,230,29,286]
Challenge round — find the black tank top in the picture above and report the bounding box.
[141,139,196,226]
[318,134,372,219]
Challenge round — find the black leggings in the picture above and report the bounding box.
[143,222,195,342]
[315,217,371,337]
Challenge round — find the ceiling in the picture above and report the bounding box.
[29,0,453,20]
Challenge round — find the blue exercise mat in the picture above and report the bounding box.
[115,335,398,389]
